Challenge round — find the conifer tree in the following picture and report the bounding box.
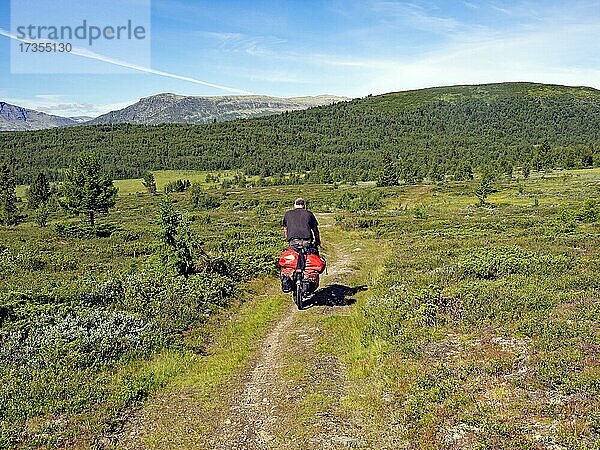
[26,172,51,209]
[61,153,118,227]
[142,171,157,195]
[0,161,18,225]
[377,153,398,187]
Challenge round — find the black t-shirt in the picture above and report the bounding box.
[282,208,318,242]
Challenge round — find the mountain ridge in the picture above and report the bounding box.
[88,94,349,125]
[0,101,80,131]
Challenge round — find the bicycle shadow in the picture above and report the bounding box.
[305,284,368,308]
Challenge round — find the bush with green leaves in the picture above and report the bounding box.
[475,171,496,205]
[120,266,236,333]
[575,198,600,223]
[54,222,121,239]
[164,179,190,193]
[188,183,222,210]
[0,309,163,371]
[142,171,157,195]
[457,246,571,280]
[336,190,384,212]
[361,284,455,356]
[158,199,196,276]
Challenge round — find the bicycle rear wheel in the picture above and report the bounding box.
[293,274,304,310]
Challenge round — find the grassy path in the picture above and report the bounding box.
[116,213,376,449]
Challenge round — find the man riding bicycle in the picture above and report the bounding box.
[282,197,321,254]
[280,198,325,307]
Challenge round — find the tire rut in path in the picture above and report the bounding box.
[209,305,298,449]
[209,245,361,449]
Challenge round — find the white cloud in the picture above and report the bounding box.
[348,19,600,95]
[199,31,287,57]
[371,1,461,32]
[3,96,134,117]
[462,2,479,9]
[267,10,600,96]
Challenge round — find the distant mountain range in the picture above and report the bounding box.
[0,102,86,131]
[0,94,348,131]
[87,94,348,125]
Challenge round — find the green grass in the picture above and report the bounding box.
[314,172,600,448]
[121,284,289,449]
[114,170,237,195]
[3,168,600,448]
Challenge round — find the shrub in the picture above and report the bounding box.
[335,215,381,230]
[576,198,600,223]
[336,190,384,212]
[0,309,164,372]
[164,179,191,193]
[189,184,222,210]
[361,285,454,353]
[33,206,49,228]
[158,199,196,276]
[412,204,428,219]
[54,222,121,239]
[458,246,571,280]
[555,208,577,234]
[458,247,531,279]
[121,267,236,333]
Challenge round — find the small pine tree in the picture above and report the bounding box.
[26,172,52,209]
[0,162,18,225]
[61,153,118,227]
[142,171,157,195]
[33,206,49,227]
[401,161,419,185]
[428,164,444,183]
[475,172,495,206]
[533,140,552,171]
[377,153,398,187]
[499,159,513,178]
[159,199,195,277]
[320,169,334,185]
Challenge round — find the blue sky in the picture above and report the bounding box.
[1,0,599,117]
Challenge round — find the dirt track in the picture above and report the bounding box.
[205,241,364,449]
[116,211,369,449]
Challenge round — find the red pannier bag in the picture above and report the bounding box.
[304,270,320,289]
[305,254,326,274]
[279,248,299,269]
[280,266,295,277]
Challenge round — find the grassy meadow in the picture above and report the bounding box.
[315,170,600,449]
[1,168,600,448]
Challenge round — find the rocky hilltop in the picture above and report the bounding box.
[0,102,79,131]
[88,94,348,125]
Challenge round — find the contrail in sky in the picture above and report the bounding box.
[0,28,255,95]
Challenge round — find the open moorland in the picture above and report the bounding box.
[0,166,599,449]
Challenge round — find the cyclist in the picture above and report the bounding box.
[282,197,321,255]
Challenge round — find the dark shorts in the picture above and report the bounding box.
[288,238,319,255]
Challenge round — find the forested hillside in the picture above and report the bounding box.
[1,82,599,183]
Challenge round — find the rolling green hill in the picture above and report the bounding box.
[1,82,599,183]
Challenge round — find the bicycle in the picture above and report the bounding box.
[280,240,324,310]
[291,246,311,310]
